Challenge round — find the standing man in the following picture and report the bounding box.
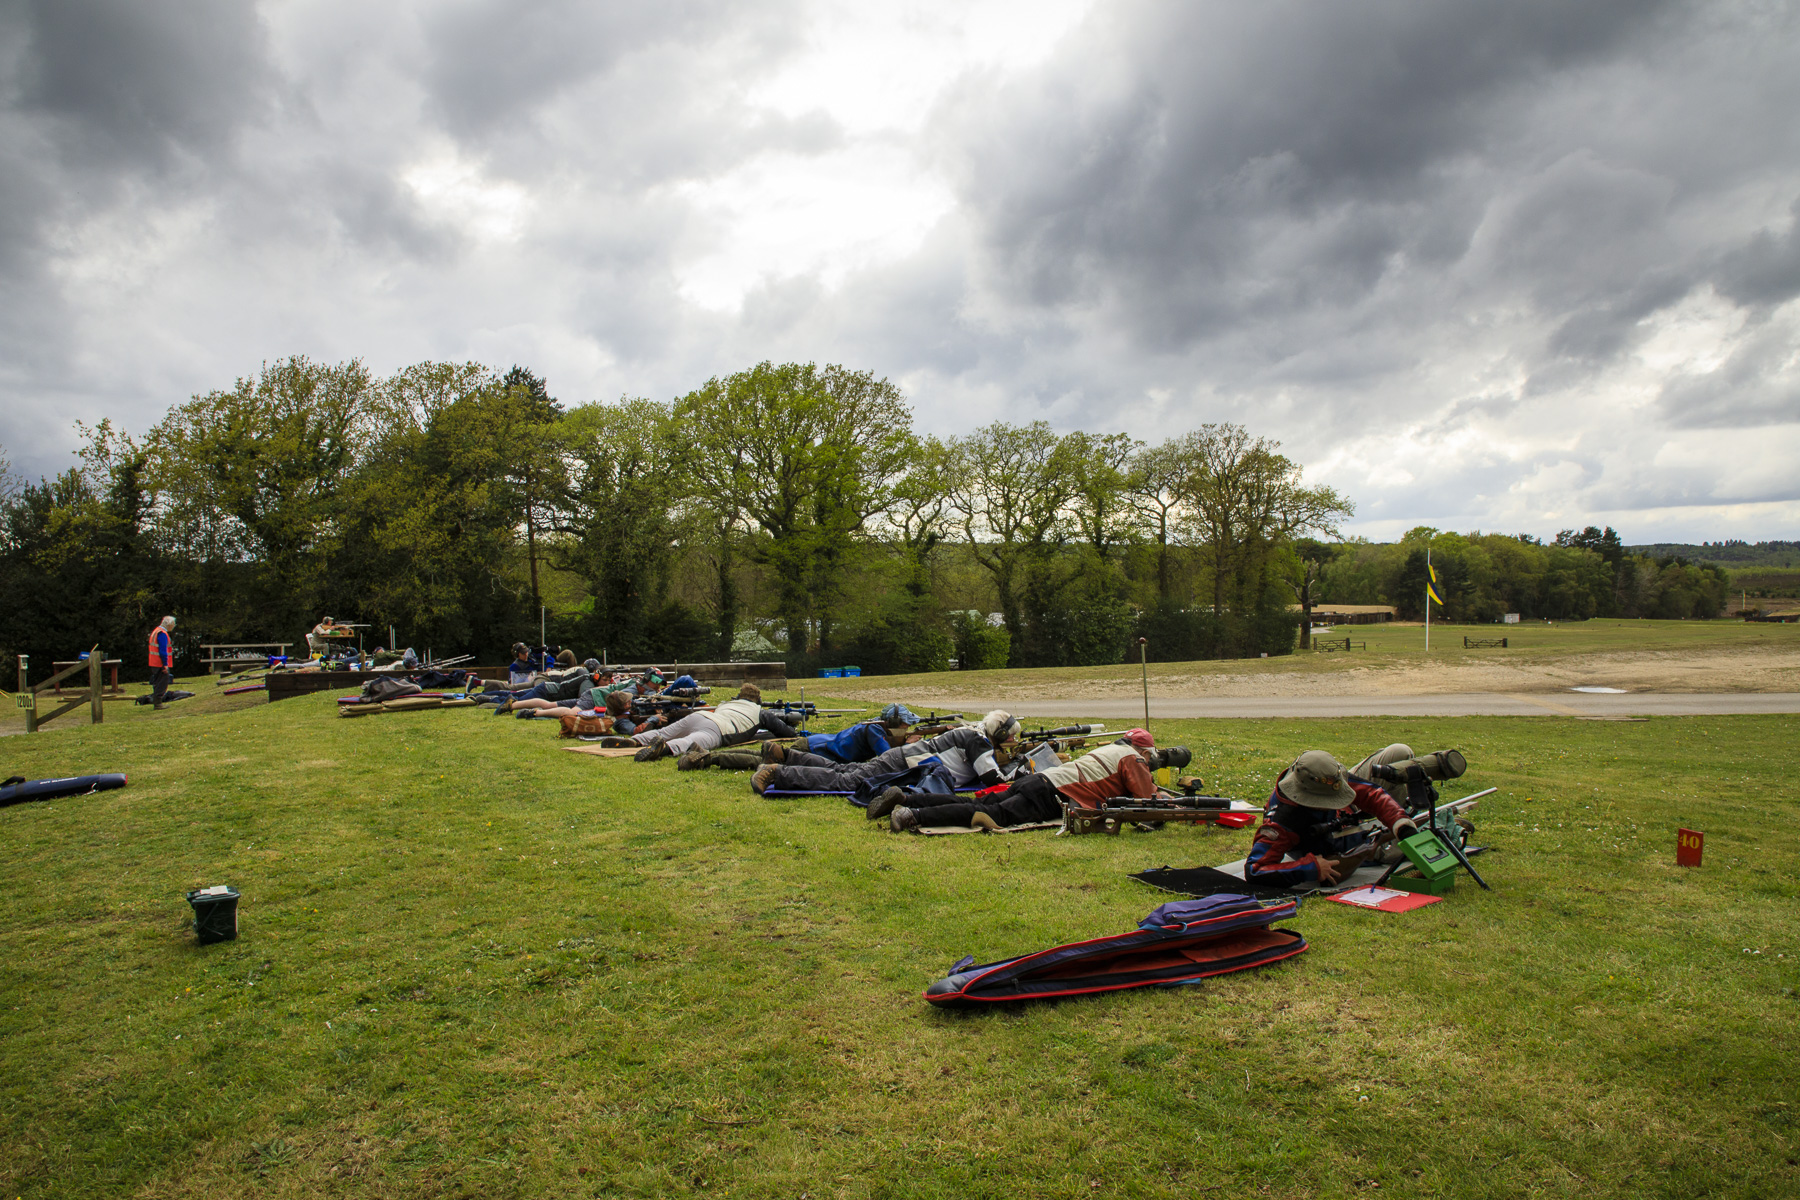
[147,615,176,710]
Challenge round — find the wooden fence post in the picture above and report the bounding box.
[90,650,104,726]
[18,655,34,735]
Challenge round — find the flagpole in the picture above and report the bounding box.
[1425,545,1431,653]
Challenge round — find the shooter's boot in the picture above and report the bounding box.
[761,738,790,763]
[864,786,905,822]
[707,750,763,772]
[750,765,779,794]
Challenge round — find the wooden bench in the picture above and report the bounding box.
[202,643,293,672]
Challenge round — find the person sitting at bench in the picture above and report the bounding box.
[1244,750,1419,887]
[876,744,1190,832]
[307,616,344,657]
[747,711,1021,795]
[599,684,765,761]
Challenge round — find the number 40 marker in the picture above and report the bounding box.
[1676,828,1704,867]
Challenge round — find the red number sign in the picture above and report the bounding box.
[1676,828,1703,867]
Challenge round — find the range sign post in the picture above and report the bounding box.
[1676,828,1704,867]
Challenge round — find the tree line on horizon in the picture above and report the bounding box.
[0,357,1730,682]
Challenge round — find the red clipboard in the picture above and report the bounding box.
[1327,885,1441,913]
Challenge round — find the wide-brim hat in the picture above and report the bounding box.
[1277,750,1353,809]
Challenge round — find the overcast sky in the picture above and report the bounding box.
[3,0,1798,542]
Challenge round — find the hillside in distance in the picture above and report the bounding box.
[1626,540,1800,566]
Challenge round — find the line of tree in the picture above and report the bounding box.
[1318,526,1731,622]
[0,357,1364,681]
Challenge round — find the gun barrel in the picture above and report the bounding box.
[1021,724,1107,739]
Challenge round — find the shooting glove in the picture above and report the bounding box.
[1391,817,1419,839]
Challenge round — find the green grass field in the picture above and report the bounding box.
[2,681,1797,1198]
[823,618,1800,695]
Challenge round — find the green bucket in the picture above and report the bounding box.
[187,885,240,944]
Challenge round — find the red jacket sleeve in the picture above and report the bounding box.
[1351,781,1407,828]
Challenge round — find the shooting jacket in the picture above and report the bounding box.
[1054,755,1157,810]
[706,698,763,737]
[901,726,1003,788]
[803,721,894,764]
[1244,778,1409,886]
[1039,741,1143,788]
[534,666,597,703]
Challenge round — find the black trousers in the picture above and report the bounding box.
[905,774,1062,828]
[151,668,173,702]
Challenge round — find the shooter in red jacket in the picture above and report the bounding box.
[1245,750,1419,887]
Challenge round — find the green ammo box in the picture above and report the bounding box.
[1387,870,1456,896]
[1399,828,1460,883]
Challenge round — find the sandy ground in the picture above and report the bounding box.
[841,647,1800,704]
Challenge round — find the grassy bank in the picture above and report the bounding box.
[1,689,1795,1198]
[821,618,1800,695]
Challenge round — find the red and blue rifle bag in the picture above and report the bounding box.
[923,894,1306,1007]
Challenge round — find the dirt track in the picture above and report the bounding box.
[842,647,1800,705]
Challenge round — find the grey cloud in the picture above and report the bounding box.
[1715,197,1800,310]
[926,0,1795,422]
[1657,319,1800,430]
[422,0,735,139]
[9,0,271,173]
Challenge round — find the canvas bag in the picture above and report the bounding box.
[362,676,422,702]
[559,711,614,738]
[923,894,1305,1007]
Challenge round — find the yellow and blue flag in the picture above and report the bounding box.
[1426,561,1443,605]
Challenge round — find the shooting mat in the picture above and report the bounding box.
[561,745,642,758]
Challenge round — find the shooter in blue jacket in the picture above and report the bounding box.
[795,703,919,763]
[147,615,176,710]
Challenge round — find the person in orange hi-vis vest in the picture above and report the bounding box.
[147,615,176,710]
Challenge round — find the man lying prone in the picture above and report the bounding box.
[870,733,1192,832]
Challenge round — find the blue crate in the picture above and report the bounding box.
[841,666,861,677]
[817,667,844,678]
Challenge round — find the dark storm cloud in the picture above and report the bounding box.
[9,0,271,173]
[925,0,1800,430]
[1715,197,1800,310]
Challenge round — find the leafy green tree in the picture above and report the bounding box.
[1126,438,1192,604]
[1284,537,1337,648]
[675,362,913,659]
[147,356,380,634]
[945,421,1077,664]
[336,368,527,656]
[552,398,686,660]
[496,367,565,616]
